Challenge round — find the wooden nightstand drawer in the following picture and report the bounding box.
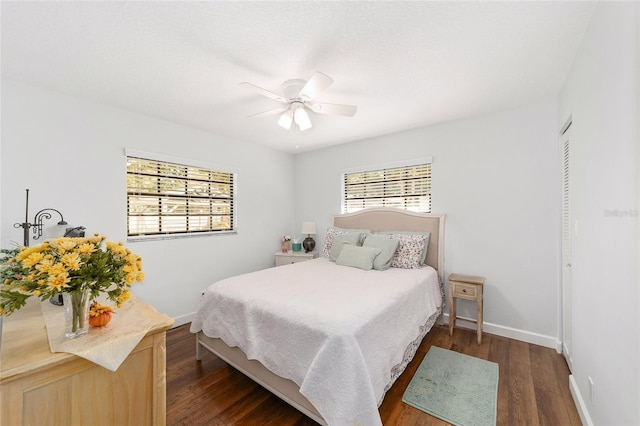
[452,282,478,299]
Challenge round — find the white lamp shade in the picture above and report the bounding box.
[44,224,67,239]
[278,109,293,129]
[293,105,312,131]
[301,221,317,235]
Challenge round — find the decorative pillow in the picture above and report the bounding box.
[362,234,400,271]
[375,231,431,265]
[384,233,429,269]
[329,233,362,261]
[335,245,382,271]
[321,226,367,258]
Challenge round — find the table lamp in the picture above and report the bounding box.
[301,222,317,253]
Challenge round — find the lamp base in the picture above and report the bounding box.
[303,236,316,253]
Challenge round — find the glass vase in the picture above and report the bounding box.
[63,289,91,339]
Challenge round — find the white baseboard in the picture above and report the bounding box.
[172,312,196,328]
[570,374,594,426]
[442,313,558,349]
[556,339,564,355]
[563,343,573,370]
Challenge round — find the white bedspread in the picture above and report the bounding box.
[190,257,442,426]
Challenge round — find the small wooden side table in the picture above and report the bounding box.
[448,273,485,344]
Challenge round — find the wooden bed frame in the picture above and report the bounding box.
[195,208,445,424]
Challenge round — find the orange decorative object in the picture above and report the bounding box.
[89,302,114,327]
[89,311,112,327]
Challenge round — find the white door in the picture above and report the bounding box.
[561,124,573,371]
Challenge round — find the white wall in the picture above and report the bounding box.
[294,99,561,345]
[1,80,296,324]
[558,3,639,425]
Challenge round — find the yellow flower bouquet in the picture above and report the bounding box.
[0,235,144,337]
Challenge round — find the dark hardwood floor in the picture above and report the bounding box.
[167,324,582,425]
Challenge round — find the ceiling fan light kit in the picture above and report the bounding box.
[241,72,357,132]
[278,109,294,129]
[292,103,312,131]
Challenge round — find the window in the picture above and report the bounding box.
[126,156,235,238]
[342,162,431,213]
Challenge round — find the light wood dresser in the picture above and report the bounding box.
[0,296,174,425]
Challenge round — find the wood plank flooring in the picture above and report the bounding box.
[166,324,582,425]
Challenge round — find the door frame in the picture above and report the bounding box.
[559,118,573,371]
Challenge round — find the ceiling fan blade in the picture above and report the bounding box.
[239,82,286,102]
[308,102,358,117]
[299,72,334,101]
[247,107,287,118]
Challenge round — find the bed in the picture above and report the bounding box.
[190,208,445,425]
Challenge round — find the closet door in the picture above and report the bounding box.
[561,124,573,371]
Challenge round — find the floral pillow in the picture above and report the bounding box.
[375,231,430,264]
[386,233,429,269]
[321,226,366,259]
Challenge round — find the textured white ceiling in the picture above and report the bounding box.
[1,1,595,153]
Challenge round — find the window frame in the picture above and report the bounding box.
[125,149,237,241]
[341,158,432,214]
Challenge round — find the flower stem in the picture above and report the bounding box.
[70,290,88,333]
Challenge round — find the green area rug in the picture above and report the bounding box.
[402,346,498,426]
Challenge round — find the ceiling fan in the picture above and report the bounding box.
[240,72,357,131]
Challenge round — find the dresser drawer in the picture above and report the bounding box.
[276,256,310,266]
[274,251,318,267]
[451,282,478,299]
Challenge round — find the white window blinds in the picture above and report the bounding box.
[343,163,432,213]
[126,156,235,237]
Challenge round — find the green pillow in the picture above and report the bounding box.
[362,234,400,271]
[329,233,362,261]
[335,245,382,271]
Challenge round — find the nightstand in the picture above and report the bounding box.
[448,273,485,344]
[275,251,318,266]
